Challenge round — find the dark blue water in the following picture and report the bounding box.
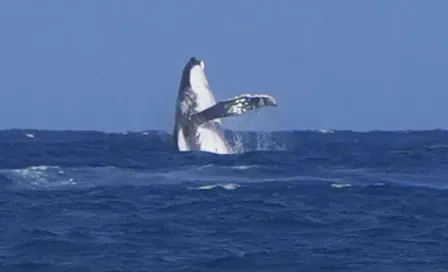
[1,129,448,271]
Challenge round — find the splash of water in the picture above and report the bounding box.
[255,130,286,152]
[226,110,285,153]
[230,131,245,153]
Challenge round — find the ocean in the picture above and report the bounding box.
[0,129,447,271]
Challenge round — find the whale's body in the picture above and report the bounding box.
[173,57,277,154]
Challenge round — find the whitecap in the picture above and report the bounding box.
[331,183,351,188]
[191,183,240,190]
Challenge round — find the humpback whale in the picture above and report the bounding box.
[173,57,277,154]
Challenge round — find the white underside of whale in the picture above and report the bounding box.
[177,64,233,154]
[177,123,232,154]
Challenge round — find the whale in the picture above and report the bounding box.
[172,57,277,154]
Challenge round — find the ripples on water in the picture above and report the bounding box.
[1,129,448,271]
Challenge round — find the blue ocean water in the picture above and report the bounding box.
[1,128,448,271]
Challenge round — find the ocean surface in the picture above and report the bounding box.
[1,128,448,272]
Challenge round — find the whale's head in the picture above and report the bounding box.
[178,56,216,111]
[179,57,209,93]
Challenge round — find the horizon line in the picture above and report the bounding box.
[2,127,448,134]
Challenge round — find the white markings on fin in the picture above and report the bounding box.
[227,94,277,115]
[230,94,277,106]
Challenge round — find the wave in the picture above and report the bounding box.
[1,163,448,192]
[3,128,448,142]
[1,129,448,191]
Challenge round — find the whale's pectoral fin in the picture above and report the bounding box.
[191,94,277,125]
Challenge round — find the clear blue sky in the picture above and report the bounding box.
[0,1,446,132]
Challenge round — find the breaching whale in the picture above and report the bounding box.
[172,57,277,154]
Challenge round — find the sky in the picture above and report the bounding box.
[0,1,446,132]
